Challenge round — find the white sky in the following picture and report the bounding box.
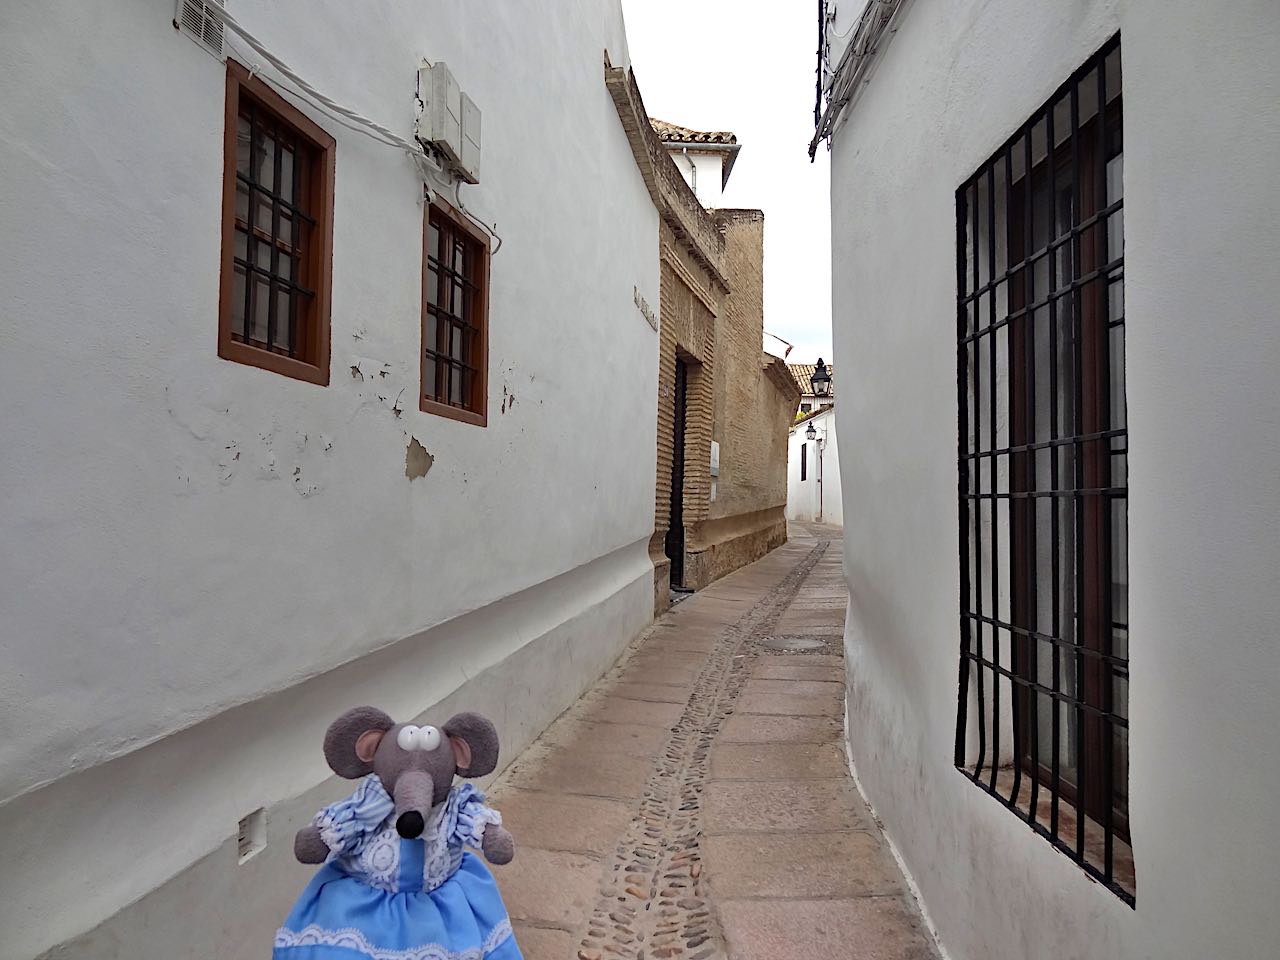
[621,0,834,365]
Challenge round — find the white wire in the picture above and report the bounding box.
[454,179,504,257]
[209,2,505,252]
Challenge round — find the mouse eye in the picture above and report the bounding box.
[396,725,420,751]
[417,726,442,751]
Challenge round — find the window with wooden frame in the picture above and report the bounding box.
[422,199,490,425]
[801,443,808,481]
[955,36,1132,903]
[218,60,335,385]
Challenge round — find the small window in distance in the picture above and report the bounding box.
[422,199,490,426]
[218,60,335,385]
[801,443,808,481]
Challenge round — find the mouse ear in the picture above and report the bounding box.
[443,712,500,778]
[323,706,394,778]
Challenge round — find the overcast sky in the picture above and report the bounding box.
[621,0,834,365]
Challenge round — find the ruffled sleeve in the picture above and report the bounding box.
[445,783,503,849]
[312,775,396,858]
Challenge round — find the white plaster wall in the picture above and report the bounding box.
[829,1,1280,958]
[669,149,724,208]
[786,406,841,526]
[0,0,659,953]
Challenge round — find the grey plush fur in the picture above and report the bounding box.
[294,707,515,867]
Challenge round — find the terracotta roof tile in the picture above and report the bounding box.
[788,363,835,395]
[649,118,738,145]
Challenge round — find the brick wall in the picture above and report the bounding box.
[683,210,801,587]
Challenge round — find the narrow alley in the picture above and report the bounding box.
[489,526,937,960]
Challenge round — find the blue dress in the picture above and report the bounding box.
[275,777,522,960]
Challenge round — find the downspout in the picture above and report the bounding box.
[818,435,824,523]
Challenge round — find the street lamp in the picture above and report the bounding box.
[805,421,817,441]
[810,358,832,400]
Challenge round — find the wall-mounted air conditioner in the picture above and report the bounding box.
[417,61,481,184]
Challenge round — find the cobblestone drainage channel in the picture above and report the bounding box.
[574,542,829,960]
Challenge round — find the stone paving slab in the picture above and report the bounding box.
[751,660,845,682]
[742,677,844,698]
[540,719,672,758]
[575,695,685,728]
[709,741,848,780]
[505,744,654,800]
[497,847,602,927]
[610,681,695,703]
[496,788,634,855]
[486,532,938,960]
[511,924,575,960]
[718,897,936,960]
[717,714,844,744]
[704,779,869,833]
[705,831,904,899]
[734,690,845,717]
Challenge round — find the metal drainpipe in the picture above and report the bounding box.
[817,435,824,523]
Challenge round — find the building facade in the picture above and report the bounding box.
[819,1,1280,958]
[788,360,835,414]
[651,119,740,209]
[606,76,799,610]
[786,404,842,527]
[0,2,661,957]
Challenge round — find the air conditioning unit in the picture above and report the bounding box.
[174,0,225,57]
[458,93,481,184]
[417,61,482,184]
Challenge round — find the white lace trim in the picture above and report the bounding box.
[274,918,513,960]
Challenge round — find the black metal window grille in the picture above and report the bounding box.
[232,98,318,358]
[955,35,1132,904]
[424,208,484,410]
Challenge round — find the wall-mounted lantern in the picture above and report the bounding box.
[805,421,818,441]
[810,358,832,399]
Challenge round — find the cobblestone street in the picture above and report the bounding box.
[489,527,938,960]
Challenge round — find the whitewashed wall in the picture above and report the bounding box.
[669,150,725,208]
[0,0,659,955]
[829,1,1280,959]
[786,406,842,526]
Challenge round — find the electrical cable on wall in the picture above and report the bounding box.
[206,3,504,255]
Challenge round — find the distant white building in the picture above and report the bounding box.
[818,1,1280,959]
[786,404,841,527]
[0,2,659,957]
[651,119,741,208]
[788,359,835,414]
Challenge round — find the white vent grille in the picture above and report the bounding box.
[237,808,266,863]
[175,0,225,57]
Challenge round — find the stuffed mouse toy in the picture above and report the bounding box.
[273,707,521,959]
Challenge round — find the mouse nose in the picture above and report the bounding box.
[396,810,425,839]
[392,769,435,839]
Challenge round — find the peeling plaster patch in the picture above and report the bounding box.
[350,365,364,381]
[320,435,333,452]
[405,437,434,480]
[257,451,280,481]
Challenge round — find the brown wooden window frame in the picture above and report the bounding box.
[421,198,490,426]
[218,59,335,386]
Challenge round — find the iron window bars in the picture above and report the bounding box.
[955,36,1132,903]
[422,200,489,426]
[219,60,334,385]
